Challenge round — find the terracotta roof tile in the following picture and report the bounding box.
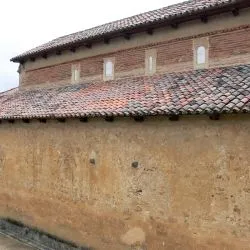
[0,64,249,120]
[11,0,242,62]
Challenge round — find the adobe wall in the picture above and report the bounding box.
[0,115,249,249]
[19,8,250,87]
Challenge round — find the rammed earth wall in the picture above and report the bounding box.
[0,115,249,249]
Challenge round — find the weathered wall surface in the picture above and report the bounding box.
[0,115,249,249]
[19,7,250,87]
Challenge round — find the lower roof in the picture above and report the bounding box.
[0,64,249,120]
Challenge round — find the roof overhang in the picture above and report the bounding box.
[11,0,250,63]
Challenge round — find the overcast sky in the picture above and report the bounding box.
[0,0,183,92]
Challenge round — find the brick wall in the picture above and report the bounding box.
[210,27,250,58]
[157,39,193,66]
[23,63,72,85]
[80,56,103,77]
[21,25,250,87]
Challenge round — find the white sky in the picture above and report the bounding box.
[0,0,183,92]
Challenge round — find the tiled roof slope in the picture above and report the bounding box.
[0,64,249,120]
[11,0,242,62]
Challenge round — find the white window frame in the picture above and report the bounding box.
[103,58,115,81]
[193,37,209,69]
[197,46,206,65]
[71,64,80,83]
[148,56,154,72]
[145,49,157,75]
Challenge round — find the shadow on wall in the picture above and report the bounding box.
[0,218,92,250]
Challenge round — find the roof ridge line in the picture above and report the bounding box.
[40,0,194,42]
[12,0,247,62]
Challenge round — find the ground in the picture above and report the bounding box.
[0,234,36,250]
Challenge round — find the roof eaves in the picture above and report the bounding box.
[10,0,250,63]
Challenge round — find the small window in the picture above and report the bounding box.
[73,68,79,81]
[145,49,157,75]
[197,46,206,65]
[148,56,153,72]
[71,64,80,83]
[105,61,113,77]
[104,58,115,80]
[193,37,209,69]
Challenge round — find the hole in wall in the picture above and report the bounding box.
[132,162,139,168]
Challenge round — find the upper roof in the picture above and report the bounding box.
[0,64,249,120]
[11,0,249,62]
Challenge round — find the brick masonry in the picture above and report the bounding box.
[20,25,250,87]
